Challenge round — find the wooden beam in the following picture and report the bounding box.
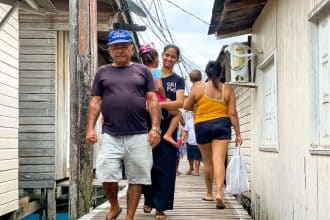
[69,0,96,218]
[18,197,41,219]
[225,0,267,12]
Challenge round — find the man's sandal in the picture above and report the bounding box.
[143,205,153,213]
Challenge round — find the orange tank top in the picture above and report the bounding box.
[194,83,228,124]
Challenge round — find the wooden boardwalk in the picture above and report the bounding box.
[80,159,251,220]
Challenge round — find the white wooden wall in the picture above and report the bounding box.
[250,0,330,219]
[228,87,252,184]
[0,3,19,216]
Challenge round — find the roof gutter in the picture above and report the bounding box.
[0,0,20,32]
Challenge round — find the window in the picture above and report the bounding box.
[258,50,278,152]
[308,0,330,154]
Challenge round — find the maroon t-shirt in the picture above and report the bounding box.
[91,63,156,136]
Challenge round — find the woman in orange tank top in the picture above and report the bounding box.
[183,61,242,209]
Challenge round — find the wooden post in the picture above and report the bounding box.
[69,0,97,218]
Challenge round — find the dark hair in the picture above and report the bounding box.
[163,44,180,60]
[205,61,222,90]
[189,69,202,82]
[141,48,158,66]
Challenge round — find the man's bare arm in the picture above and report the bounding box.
[146,91,160,129]
[86,96,102,132]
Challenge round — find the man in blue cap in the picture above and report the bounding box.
[86,29,161,220]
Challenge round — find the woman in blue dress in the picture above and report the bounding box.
[143,44,185,219]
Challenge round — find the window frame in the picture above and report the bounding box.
[257,50,279,152]
[308,0,330,155]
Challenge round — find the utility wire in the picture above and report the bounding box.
[164,0,210,25]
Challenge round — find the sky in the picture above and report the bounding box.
[131,0,247,83]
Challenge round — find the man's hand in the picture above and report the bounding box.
[86,130,98,144]
[148,130,161,148]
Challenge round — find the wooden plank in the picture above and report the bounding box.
[0,29,18,49]
[0,127,17,139]
[20,148,54,157]
[0,38,18,58]
[19,101,54,109]
[20,22,70,31]
[0,116,18,129]
[19,172,54,180]
[20,108,55,117]
[20,165,54,173]
[0,180,17,194]
[20,55,55,63]
[20,85,55,94]
[19,180,53,188]
[0,50,18,68]
[0,61,19,79]
[0,82,18,98]
[0,105,18,118]
[20,157,54,165]
[0,159,18,171]
[20,117,55,125]
[47,188,56,220]
[0,138,17,149]
[19,133,54,141]
[19,63,55,71]
[0,149,17,160]
[0,170,17,183]
[20,46,55,55]
[20,70,55,78]
[20,30,56,39]
[0,94,18,108]
[19,125,55,133]
[20,39,56,46]
[19,140,54,149]
[19,94,55,102]
[0,199,18,217]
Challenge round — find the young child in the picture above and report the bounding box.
[140,44,182,147]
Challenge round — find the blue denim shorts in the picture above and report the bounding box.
[195,117,232,144]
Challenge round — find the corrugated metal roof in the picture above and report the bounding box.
[35,0,58,13]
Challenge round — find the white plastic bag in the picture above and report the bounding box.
[226,146,249,194]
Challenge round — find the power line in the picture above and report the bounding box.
[164,0,210,25]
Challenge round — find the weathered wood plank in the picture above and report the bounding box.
[19,94,55,102]
[20,46,55,55]
[20,23,70,31]
[20,30,56,39]
[20,55,55,63]
[20,71,54,78]
[20,117,55,125]
[20,85,55,94]
[19,108,55,117]
[20,165,54,173]
[19,180,54,189]
[19,133,54,141]
[20,39,56,46]
[19,172,54,180]
[19,101,54,109]
[19,125,55,133]
[20,148,54,157]
[19,63,55,71]
[19,140,54,149]
[20,157,54,165]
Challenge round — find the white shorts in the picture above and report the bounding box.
[96,133,153,184]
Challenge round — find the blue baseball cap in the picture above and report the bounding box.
[107,29,133,45]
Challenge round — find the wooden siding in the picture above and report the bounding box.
[0,3,19,216]
[228,87,252,184]
[19,13,57,188]
[250,0,330,219]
